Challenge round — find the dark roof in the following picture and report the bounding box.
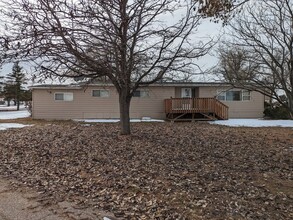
[30,81,232,89]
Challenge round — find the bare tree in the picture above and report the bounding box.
[217,48,258,82]
[217,0,293,117]
[0,0,213,134]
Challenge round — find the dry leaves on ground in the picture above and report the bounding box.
[0,122,292,219]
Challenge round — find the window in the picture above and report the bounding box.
[216,92,226,101]
[226,91,241,101]
[92,89,110,97]
[133,90,149,97]
[54,92,73,101]
[217,90,250,101]
[242,90,251,101]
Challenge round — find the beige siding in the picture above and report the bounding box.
[199,87,264,118]
[32,86,175,120]
[130,87,174,119]
[175,87,181,98]
[32,85,265,120]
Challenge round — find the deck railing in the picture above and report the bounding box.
[164,98,229,120]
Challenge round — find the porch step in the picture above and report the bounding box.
[167,118,216,122]
[166,112,218,122]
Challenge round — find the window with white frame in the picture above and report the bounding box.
[133,89,149,98]
[242,90,251,101]
[54,92,73,101]
[217,90,250,101]
[92,89,110,97]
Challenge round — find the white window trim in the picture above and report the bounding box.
[54,92,73,101]
[242,90,251,101]
[92,89,110,98]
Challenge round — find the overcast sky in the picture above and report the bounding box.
[0,5,224,84]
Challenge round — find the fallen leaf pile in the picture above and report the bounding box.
[0,122,292,219]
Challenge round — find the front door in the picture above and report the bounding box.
[181,88,192,109]
[181,88,192,98]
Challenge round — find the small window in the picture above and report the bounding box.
[92,89,110,97]
[133,90,149,98]
[133,90,140,97]
[242,90,251,101]
[216,91,226,101]
[226,91,241,101]
[54,92,73,101]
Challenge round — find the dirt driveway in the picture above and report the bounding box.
[0,178,116,220]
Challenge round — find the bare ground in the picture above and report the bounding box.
[0,121,292,219]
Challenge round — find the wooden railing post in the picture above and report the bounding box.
[164,97,228,120]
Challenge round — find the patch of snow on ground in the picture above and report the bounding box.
[210,119,293,127]
[0,109,30,119]
[75,118,165,123]
[0,123,31,130]
[0,104,26,110]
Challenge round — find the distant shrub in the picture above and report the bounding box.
[264,102,291,119]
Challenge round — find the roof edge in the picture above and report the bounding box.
[30,81,232,89]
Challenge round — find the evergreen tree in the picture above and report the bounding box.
[4,62,26,110]
[2,82,14,106]
[0,75,5,105]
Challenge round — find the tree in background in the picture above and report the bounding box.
[3,62,26,110]
[2,82,14,106]
[216,0,293,118]
[0,75,4,104]
[0,0,214,134]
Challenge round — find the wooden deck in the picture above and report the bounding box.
[164,98,229,121]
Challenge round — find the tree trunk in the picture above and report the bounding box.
[17,100,20,111]
[119,91,131,135]
[288,94,293,119]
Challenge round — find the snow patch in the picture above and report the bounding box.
[210,119,293,127]
[76,119,120,123]
[0,123,31,130]
[75,118,165,123]
[0,109,30,119]
[0,105,26,111]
